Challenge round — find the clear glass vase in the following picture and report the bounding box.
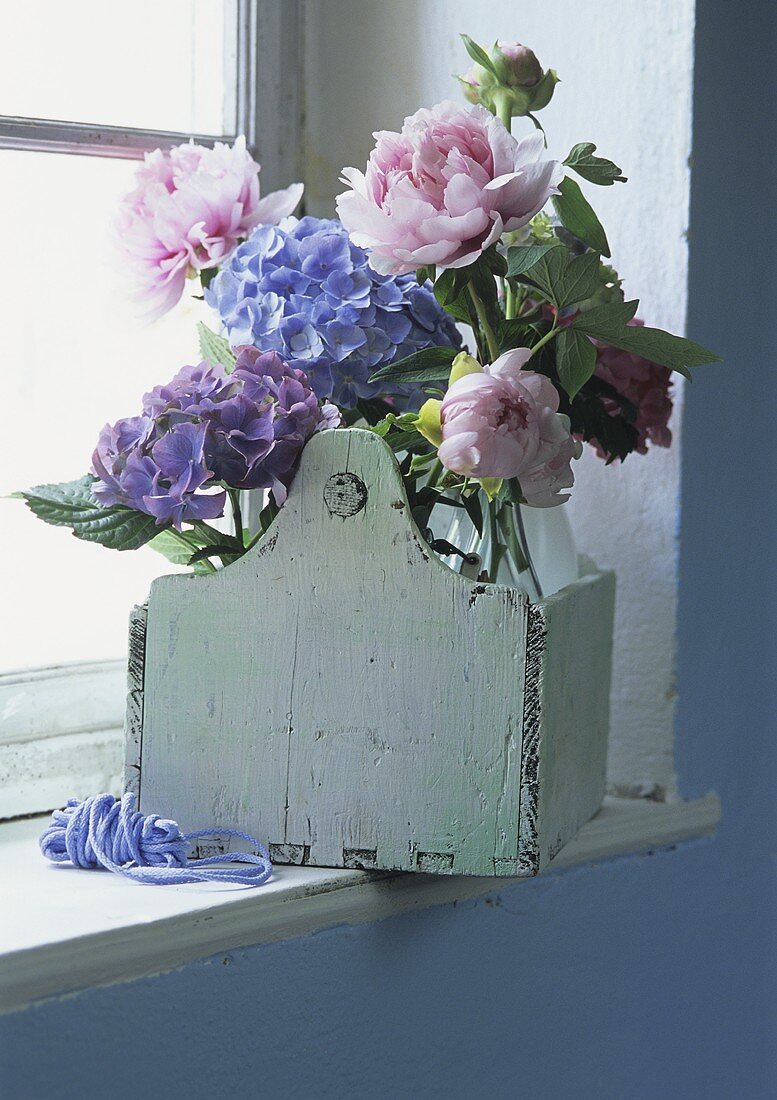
[429,491,578,602]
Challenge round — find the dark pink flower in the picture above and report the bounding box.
[591,321,673,457]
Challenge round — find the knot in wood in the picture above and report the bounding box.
[323,472,368,518]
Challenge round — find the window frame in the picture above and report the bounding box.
[0,0,304,818]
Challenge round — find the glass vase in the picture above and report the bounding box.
[429,491,578,602]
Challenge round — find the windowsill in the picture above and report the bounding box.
[0,793,720,1015]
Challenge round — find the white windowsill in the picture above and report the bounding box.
[0,793,720,1014]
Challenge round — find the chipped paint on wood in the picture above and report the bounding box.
[126,429,614,876]
[123,604,147,799]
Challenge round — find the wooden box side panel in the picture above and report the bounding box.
[138,429,529,876]
[123,603,147,799]
[532,570,616,871]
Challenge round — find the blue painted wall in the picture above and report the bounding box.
[1,2,773,1097]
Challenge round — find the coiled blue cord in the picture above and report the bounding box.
[39,793,272,887]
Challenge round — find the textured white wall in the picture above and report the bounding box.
[304,0,696,798]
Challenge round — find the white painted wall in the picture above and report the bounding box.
[304,0,696,799]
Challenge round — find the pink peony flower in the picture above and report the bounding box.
[438,349,580,506]
[336,101,562,276]
[114,137,303,319]
[592,321,673,457]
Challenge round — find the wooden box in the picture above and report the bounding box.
[125,428,615,877]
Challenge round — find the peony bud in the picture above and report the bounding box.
[458,38,559,120]
[493,42,543,88]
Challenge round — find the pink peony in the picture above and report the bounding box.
[438,349,580,506]
[336,101,562,276]
[115,137,303,319]
[592,321,673,457]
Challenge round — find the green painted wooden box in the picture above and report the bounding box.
[125,428,615,876]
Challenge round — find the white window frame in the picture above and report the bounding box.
[0,0,304,819]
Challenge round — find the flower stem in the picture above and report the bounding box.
[493,90,513,132]
[227,487,244,547]
[468,284,500,364]
[505,282,516,320]
[486,497,507,582]
[528,322,560,360]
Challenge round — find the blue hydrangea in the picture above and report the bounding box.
[205,216,462,409]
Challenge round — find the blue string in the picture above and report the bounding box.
[39,793,273,887]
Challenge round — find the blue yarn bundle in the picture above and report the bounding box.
[39,793,272,887]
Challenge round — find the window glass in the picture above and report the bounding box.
[0,150,218,670]
[0,0,232,134]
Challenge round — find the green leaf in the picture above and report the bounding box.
[197,322,236,371]
[564,142,627,186]
[498,316,546,352]
[416,264,435,285]
[572,300,640,339]
[433,269,475,325]
[505,242,558,278]
[519,247,602,310]
[369,346,458,385]
[555,328,598,398]
[19,476,159,551]
[148,528,202,566]
[460,34,497,75]
[481,246,508,277]
[461,490,484,536]
[572,302,722,378]
[147,528,214,574]
[199,266,218,291]
[552,177,610,256]
[370,413,430,453]
[187,544,241,566]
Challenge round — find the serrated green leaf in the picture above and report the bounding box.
[197,322,236,371]
[572,303,721,377]
[461,34,497,76]
[369,346,458,385]
[564,142,627,186]
[20,476,160,551]
[505,242,558,278]
[552,177,610,256]
[555,328,598,398]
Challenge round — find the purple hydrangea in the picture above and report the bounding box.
[205,216,462,408]
[91,350,339,529]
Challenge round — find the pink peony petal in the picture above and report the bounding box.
[252,182,304,226]
[337,100,561,273]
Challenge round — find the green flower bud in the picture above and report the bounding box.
[416,399,443,447]
[449,351,482,386]
[458,38,559,119]
[492,42,543,88]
